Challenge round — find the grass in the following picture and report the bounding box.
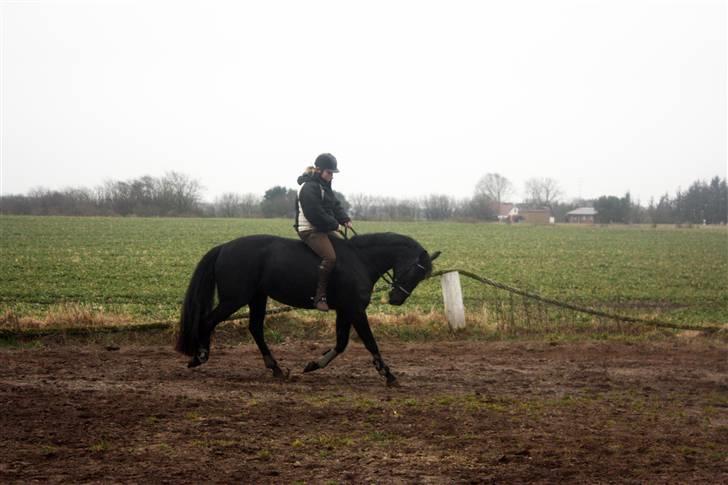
[1,216,726,335]
[89,440,111,452]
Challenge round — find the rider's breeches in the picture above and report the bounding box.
[298,230,337,272]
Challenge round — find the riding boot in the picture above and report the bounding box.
[314,262,333,311]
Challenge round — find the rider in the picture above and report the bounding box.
[295,153,352,311]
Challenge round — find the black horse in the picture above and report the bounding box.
[176,232,440,386]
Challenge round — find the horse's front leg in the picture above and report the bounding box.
[352,311,399,387]
[304,310,351,373]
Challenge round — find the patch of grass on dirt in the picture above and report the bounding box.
[146,443,174,457]
[310,433,356,448]
[184,411,202,421]
[189,438,239,452]
[351,397,379,410]
[209,439,237,448]
[401,397,418,406]
[704,391,728,408]
[0,304,134,331]
[302,393,379,411]
[40,445,60,458]
[89,440,111,452]
[263,326,285,344]
[428,393,513,413]
[365,430,400,444]
[256,449,272,461]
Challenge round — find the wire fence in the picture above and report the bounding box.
[432,269,724,335]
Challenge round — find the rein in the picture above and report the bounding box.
[342,226,426,296]
[383,260,429,296]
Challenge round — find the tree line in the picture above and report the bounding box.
[1,172,204,217]
[1,172,725,224]
[576,177,727,225]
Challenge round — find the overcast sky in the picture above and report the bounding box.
[1,0,725,204]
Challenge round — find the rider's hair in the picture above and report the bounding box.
[302,166,318,175]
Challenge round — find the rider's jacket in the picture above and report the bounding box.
[295,169,350,233]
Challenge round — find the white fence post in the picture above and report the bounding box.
[441,271,466,330]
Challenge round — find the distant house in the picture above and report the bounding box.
[566,207,598,223]
[508,207,553,224]
[496,203,514,221]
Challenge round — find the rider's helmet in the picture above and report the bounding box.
[314,153,339,173]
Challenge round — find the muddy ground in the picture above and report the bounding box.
[1,334,727,483]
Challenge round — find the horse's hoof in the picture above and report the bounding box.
[273,367,291,379]
[303,361,320,373]
[198,348,209,363]
[187,348,209,368]
[386,376,400,388]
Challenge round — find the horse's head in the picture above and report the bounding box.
[388,250,441,306]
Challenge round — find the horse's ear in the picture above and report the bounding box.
[429,251,441,262]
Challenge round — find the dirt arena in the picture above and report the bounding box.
[1,335,727,483]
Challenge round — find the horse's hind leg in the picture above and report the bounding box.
[188,300,241,368]
[249,292,288,379]
[304,309,351,373]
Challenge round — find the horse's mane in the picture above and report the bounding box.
[348,232,432,273]
[348,232,421,251]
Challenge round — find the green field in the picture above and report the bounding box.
[1,216,727,329]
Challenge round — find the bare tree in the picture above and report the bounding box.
[348,194,419,220]
[475,173,513,206]
[214,193,243,217]
[523,177,563,209]
[213,192,262,218]
[239,193,262,217]
[348,193,374,219]
[422,194,454,220]
[458,195,497,220]
[159,171,202,215]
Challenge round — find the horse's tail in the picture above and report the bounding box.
[175,245,222,356]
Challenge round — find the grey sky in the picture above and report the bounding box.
[1,0,726,204]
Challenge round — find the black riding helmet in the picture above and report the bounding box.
[315,153,339,173]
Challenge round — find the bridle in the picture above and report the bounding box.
[380,260,429,296]
[342,226,428,296]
